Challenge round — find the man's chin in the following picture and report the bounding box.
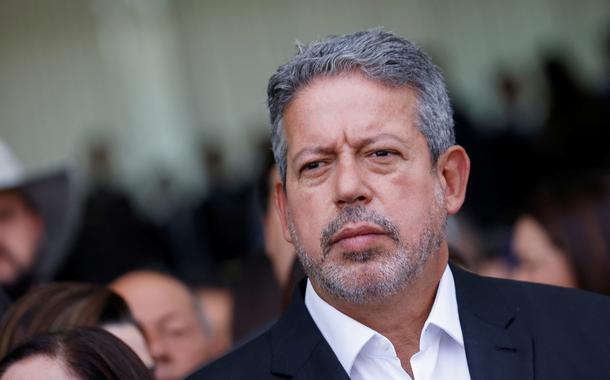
[315,262,408,303]
[320,278,402,305]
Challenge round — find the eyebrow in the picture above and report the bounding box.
[156,312,181,327]
[292,133,409,164]
[292,146,336,165]
[357,133,409,148]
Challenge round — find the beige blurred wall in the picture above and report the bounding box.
[0,0,608,199]
[0,0,109,171]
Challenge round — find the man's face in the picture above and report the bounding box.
[511,215,577,288]
[276,72,449,304]
[112,273,212,380]
[0,190,42,285]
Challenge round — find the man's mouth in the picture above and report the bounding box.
[329,224,387,251]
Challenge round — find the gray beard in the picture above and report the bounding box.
[288,187,447,304]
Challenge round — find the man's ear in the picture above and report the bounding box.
[274,181,293,243]
[436,145,470,215]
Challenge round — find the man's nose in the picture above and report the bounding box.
[333,156,372,207]
[148,336,169,362]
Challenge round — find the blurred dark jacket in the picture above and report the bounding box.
[0,288,11,318]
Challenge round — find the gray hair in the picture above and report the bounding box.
[267,29,455,185]
[190,290,214,339]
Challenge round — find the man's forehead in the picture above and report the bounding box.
[282,76,420,155]
[114,273,195,310]
[286,72,415,112]
[154,309,191,326]
[130,295,197,328]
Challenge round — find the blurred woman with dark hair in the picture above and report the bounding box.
[0,327,153,379]
[0,283,153,370]
[511,173,610,296]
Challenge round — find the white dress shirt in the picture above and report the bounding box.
[304,265,471,380]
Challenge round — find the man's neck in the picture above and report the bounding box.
[312,250,448,377]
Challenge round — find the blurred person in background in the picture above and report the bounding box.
[510,173,610,296]
[0,139,75,300]
[57,139,170,284]
[538,54,610,172]
[0,283,153,370]
[262,165,304,302]
[111,270,219,380]
[0,292,9,321]
[231,156,305,342]
[195,286,233,352]
[0,327,153,380]
[166,144,261,288]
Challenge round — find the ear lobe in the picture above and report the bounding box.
[274,181,293,243]
[437,146,470,215]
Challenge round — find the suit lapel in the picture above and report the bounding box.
[451,264,534,380]
[291,341,352,380]
[270,280,350,380]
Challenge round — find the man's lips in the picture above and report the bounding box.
[330,224,387,247]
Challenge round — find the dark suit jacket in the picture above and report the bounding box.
[187,264,610,380]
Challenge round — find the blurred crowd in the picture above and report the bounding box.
[0,33,608,380]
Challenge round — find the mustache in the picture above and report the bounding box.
[320,205,400,257]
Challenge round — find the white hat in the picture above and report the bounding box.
[0,139,77,281]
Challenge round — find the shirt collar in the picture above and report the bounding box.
[304,264,463,375]
[305,279,377,373]
[424,264,464,346]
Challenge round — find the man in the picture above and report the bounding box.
[188,30,610,380]
[111,270,220,380]
[0,139,73,299]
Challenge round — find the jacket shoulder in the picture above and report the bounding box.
[504,277,610,327]
[456,267,610,344]
[477,272,610,316]
[186,330,276,380]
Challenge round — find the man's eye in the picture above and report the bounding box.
[303,161,321,171]
[163,327,188,338]
[372,150,393,157]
